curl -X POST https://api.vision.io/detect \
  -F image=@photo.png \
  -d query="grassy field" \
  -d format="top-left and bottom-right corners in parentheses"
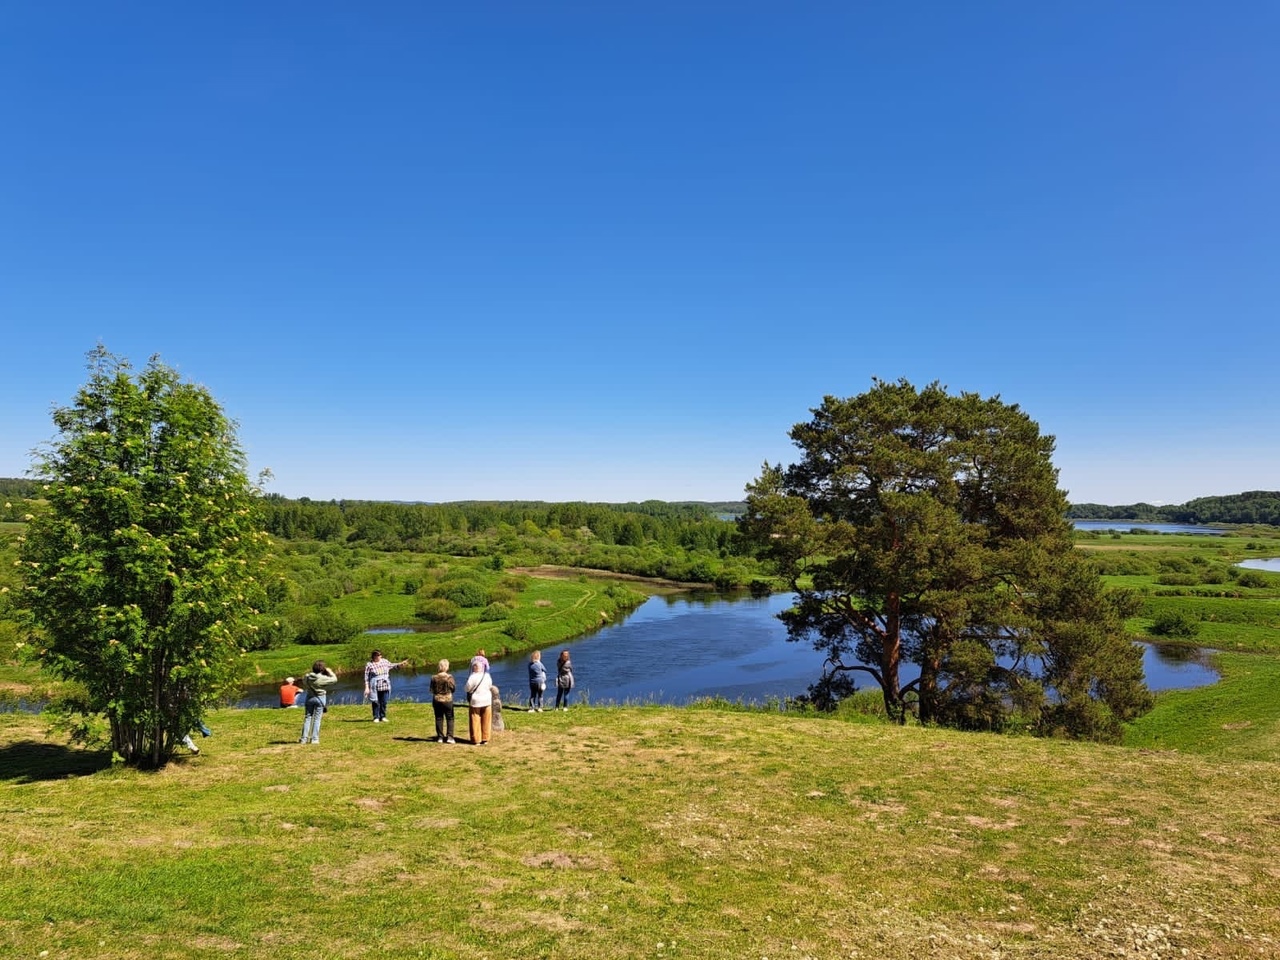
top-left (2, 703), bottom-right (1279, 960)
top-left (240, 571), bottom-right (655, 684)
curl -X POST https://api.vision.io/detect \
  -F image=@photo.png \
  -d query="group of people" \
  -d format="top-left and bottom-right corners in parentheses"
top-left (527, 648), bottom-right (575, 711)
top-left (280, 647), bottom-right (577, 746)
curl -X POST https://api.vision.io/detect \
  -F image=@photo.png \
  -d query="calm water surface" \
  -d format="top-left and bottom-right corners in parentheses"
top-left (1237, 558), bottom-right (1280, 572)
top-left (236, 592), bottom-right (1217, 708)
top-left (1072, 520), bottom-right (1230, 535)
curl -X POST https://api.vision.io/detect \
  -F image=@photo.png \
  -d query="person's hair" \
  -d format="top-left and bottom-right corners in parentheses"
top-left (559, 650), bottom-right (570, 663)
top-left (370, 649), bottom-right (382, 660)
top-left (476, 648), bottom-right (486, 656)
top-left (531, 650), bottom-right (541, 661)
top-left (312, 660), bottom-right (326, 673)
top-left (285, 676), bottom-right (295, 684)
top-left (438, 659), bottom-right (449, 672)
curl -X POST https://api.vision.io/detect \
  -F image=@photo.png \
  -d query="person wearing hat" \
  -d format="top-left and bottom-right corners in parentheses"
top-left (279, 676), bottom-right (303, 708)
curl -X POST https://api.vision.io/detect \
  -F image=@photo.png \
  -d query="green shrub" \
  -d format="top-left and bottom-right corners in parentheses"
top-left (1235, 570), bottom-right (1273, 589)
top-left (502, 616), bottom-right (531, 644)
top-left (479, 602), bottom-right (513, 622)
top-left (441, 579), bottom-right (489, 608)
top-left (297, 608), bottom-right (362, 645)
top-left (1150, 610), bottom-right (1201, 638)
top-left (415, 598), bottom-right (460, 623)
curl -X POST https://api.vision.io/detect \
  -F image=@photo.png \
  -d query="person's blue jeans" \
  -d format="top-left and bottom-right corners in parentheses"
top-left (371, 688), bottom-right (389, 721)
top-left (555, 685), bottom-right (571, 709)
top-left (301, 695), bottom-right (326, 743)
top-left (529, 683), bottom-right (544, 709)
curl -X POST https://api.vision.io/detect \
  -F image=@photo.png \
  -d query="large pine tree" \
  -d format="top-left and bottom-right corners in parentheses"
top-left (741, 379), bottom-right (1152, 741)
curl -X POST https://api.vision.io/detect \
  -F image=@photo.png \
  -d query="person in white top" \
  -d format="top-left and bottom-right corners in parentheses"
top-left (464, 660), bottom-right (494, 745)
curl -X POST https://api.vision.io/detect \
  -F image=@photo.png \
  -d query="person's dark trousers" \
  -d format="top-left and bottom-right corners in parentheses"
top-left (372, 689), bottom-right (389, 721)
top-left (433, 701), bottom-right (454, 740)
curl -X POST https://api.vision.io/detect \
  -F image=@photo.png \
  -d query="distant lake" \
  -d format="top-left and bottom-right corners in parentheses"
top-left (236, 592), bottom-right (1216, 709)
top-left (1237, 558), bottom-right (1280, 572)
top-left (1072, 520), bottom-right (1230, 536)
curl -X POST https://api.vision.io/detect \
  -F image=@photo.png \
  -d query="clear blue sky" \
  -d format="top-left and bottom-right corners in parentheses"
top-left (3, 3), bottom-right (1277, 505)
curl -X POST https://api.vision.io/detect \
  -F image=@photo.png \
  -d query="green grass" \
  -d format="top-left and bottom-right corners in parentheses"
top-left (238, 572), bottom-right (650, 684)
top-left (2, 704), bottom-right (1279, 959)
top-left (1124, 650), bottom-right (1280, 760)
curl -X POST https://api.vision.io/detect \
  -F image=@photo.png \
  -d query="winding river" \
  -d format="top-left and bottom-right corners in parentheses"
top-left (236, 592), bottom-right (1218, 709)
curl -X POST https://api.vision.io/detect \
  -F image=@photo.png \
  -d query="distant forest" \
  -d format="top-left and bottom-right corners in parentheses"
top-left (1066, 490), bottom-right (1280, 527)
top-left (3, 476), bottom-right (1277, 528)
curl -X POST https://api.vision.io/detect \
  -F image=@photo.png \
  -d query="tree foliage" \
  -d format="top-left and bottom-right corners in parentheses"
top-left (740, 379), bottom-right (1152, 741)
top-left (18, 348), bottom-right (269, 767)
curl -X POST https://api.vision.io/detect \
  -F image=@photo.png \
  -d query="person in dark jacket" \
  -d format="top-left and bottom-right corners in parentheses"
top-left (554, 650), bottom-right (574, 711)
top-left (429, 659), bottom-right (457, 743)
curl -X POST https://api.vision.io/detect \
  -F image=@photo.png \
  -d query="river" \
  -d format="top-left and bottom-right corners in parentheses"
top-left (236, 591), bottom-right (1217, 709)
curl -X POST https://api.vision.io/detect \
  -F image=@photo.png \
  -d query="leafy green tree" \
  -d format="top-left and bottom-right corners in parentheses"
top-left (18, 347), bottom-right (270, 767)
top-left (740, 379), bottom-right (1152, 741)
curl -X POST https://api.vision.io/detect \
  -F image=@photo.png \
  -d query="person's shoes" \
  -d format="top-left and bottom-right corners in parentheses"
top-left (298, 738), bottom-right (305, 744)
top-left (190, 746), bottom-right (199, 755)
top-left (445, 737), bottom-right (456, 744)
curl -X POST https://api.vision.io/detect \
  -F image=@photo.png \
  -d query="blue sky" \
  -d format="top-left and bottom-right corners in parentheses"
top-left (3, 3), bottom-right (1277, 505)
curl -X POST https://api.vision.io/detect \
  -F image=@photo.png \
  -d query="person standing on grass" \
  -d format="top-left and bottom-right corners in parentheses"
top-left (528, 650), bottom-right (547, 712)
top-left (465, 660), bottom-right (494, 745)
top-left (363, 649), bottom-right (409, 724)
top-left (300, 660), bottom-right (337, 745)
top-left (471, 648), bottom-right (490, 674)
top-left (555, 649), bottom-right (574, 711)
top-left (430, 659), bottom-right (457, 743)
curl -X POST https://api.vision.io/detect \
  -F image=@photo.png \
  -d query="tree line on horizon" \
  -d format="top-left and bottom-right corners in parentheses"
top-left (8, 477), bottom-right (1279, 528)
top-left (1066, 490), bottom-right (1280, 527)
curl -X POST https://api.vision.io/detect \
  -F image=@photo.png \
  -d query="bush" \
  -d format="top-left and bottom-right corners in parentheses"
top-left (1149, 610), bottom-right (1201, 638)
top-left (415, 598), bottom-right (460, 623)
top-left (297, 608), bottom-right (362, 645)
top-left (440, 579), bottom-right (489, 608)
top-left (502, 616), bottom-right (531, 644)
top-left (1235, 570), bottom-right (1273, 589)
top-left (479, 602), bottom-right (513, 622)
top-left (486, 587), bottom-right (517, 606)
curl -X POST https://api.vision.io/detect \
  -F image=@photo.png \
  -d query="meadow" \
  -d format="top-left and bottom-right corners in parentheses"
top-left (2, 698), bottom-right (1278, 960)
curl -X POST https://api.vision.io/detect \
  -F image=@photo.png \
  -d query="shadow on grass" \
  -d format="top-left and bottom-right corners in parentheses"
top-left (0, 740), bottom-right (113, 783)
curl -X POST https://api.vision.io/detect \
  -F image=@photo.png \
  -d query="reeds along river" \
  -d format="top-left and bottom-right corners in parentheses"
top-left (236, 592), bottom-right (1218, 709)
